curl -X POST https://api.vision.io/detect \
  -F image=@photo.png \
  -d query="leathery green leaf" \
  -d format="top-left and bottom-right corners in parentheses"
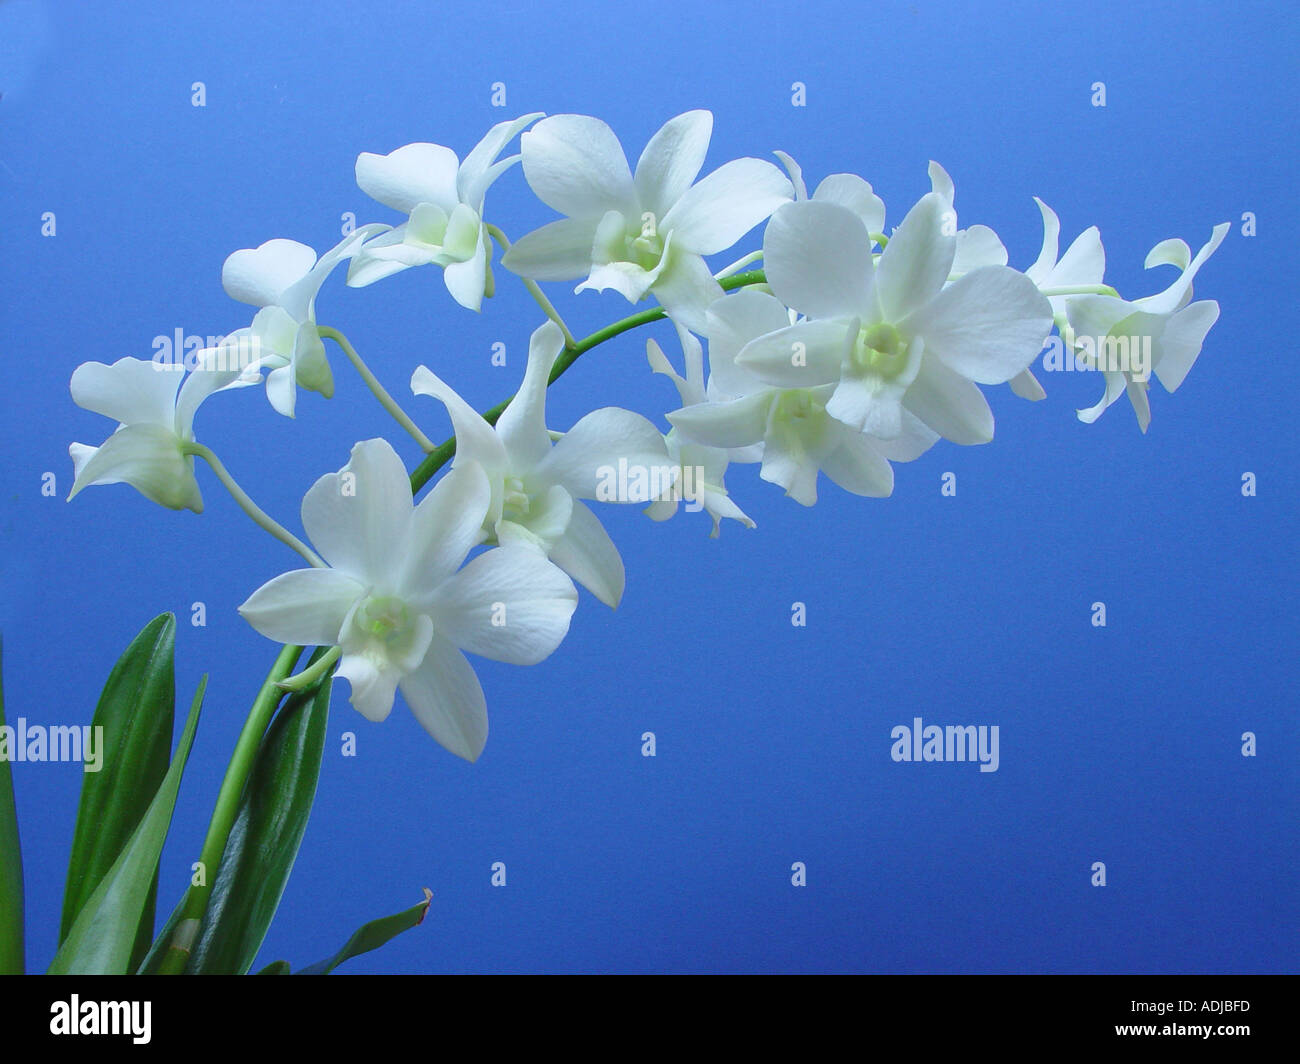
top-left (186, 650), bottom-right (332, 974)
top-left (297, 889), bottom-right (433, 975)
top-left (60, 613), bottom-right (176, 972)
top-left (47, 676), bottom-right (205, 975)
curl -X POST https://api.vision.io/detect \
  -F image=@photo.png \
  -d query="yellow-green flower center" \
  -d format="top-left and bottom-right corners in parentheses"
top-left (850, 322), bottom-right (907, 378)
top-left (356, 596), bottom-right (410, 642)
top-left (623, 231), bottom-right (663, 270)
top-left (773, 389), bottom-right (821, 424)
top-left (502, 475), bottom-right (532, 523)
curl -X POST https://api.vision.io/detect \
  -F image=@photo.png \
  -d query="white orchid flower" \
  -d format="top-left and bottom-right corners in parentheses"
top-left (346, 114), bottom-right (543, 310)
top-left (411, 321), bottom-right (669, 607)
top-left (734, 191), bottom-right (1052, 445)
top-left (238, 438), bottom-right (577, 762)
top-left (502, 110), bottom-right (793, 332)
top-left (667, 289), bottom-right (936, 506)
top-left (644, 324), bottom-right (755, 536)
top-left (221, 226), bottom-right (387, 416)
top-left (925, 161), bottom-right (1012, 278)
top-left (68, 355), bottom-right (246, 512)
top-left (1064, 223), bottom-right (1229, 431)
top-left (1008, 196), bottom-right (1108, 400)
top-left (773, 150), bottom-right (887, 238)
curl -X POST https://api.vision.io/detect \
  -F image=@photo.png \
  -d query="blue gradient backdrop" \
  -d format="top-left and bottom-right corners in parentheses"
top-left (1, 0), bottom-right (1295, 972)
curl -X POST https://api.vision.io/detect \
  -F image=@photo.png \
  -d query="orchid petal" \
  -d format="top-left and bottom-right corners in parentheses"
top-left (457, 112), bottom-right (544, 207)
top-left (821, 426), bottom-right (895, 497)
top-left (237, 568), bottom-right (366, 647)
top-left (1145, 237), bottom-right (1192, 272)
top-left (334, 653), bottom-right (399, 724)
top-left (903, 356), bottom-right (995, 444)
top-left (520, 114), bottom-right (637, 219)
top-left (496, 321), bottom-right (565, 470)
top-left (1025, 198), bottom-right (1061, 285)
top-left (660, 157), bottom-right (792, 255)
top-left (1134, 223), bottom-right (1229, 316)
top-left (1009, 368), bottom-right (1047, 402)
top-left (431, 547), bottom-right (577, 665)
top-left (547, 500), bottom-right (626, 607)
top-left (397, 638), bottom-right (489, 761)
top-left (704, 288), bottom-right (794, 398)
top-left (400, 462), bottom-right (492, 598)
top-left (442, 223), bottom-right (489, 311)
top-left (649, 248), bottom-right (722, 334)
top-left (903, 265), bottom-right (1052, 385)
top-left (734, 319), bottom-right (849, 387)
top-left (222, 239), bottom-right (317, 308)
top-left (356, 142), bottom-right (459, 214)
top-left (501, 217), bottom-right (599, 280)
top-left (71, 357), bottom-right (182, 428)
top-left (763, 199), bottom-right (873, 320)
top-left (1050, 226), bottom-right (1105, 289)
top-left (1150, 300), bottom-right (1221, 393)
top-left (773, 150), bottom-right (808, 201)
top-left (264, 362), bottom-right (297, 418)
top-left (67, 423), bottom-right (200, 512)
top-left (535, 407), bottom-right (670, 500)
top-left (410, 364), bottom-right (509, 476)
top-left (634, 109), bottom-right (712, 220)
top-left (1077, 369), bottom-right (1129, 424)
top-left (953, 225), bottom-right (1008, 273)
top-left (869, 407), bottom-right (940, 462)
top-left (876, 192), bottom-right (956, 322)
top-left (301, 438), bottom-right (413, 584)
top-left (667, 391), bottom-right (773, 449)
top-left (825, 368), bottom-right (910, 439)
top-left (280, 224), bottom-right (390, 321)
top-left (812, 173), bottom-right (885, 235)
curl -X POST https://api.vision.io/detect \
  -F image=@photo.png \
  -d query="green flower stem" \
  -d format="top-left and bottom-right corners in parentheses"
top-left (318, 326), bottom-right (438, 453)
top-left (484, 224), bottom-right (578, 348)
top-left (714, 250), bottom-right (763, 279)
top-left (1039, 284), bottom-right (1120, 297)
top-left (277, 646), bottom-right (342, 692)
top-left (161, 270), bottom-right (771, 969)
top-left (155, 642), bottom-right (304, 974)
top-left (409, 268), bottom-right (768, 494)
top-left (184, 443), bottom-right (325, 568)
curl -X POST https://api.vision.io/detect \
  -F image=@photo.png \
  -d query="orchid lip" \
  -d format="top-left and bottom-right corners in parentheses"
top-left (625, 229), bottom-right (665, 270)
top-left (850, 322), bottom-right (906, 378)
top-left (355, 595), bottom-right (411, 642)
top-left (773, 388), bottom-right (823, 424)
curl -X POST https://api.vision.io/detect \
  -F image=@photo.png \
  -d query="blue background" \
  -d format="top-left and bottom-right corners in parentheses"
top-left (1, 0), bottom-right (1295, 973)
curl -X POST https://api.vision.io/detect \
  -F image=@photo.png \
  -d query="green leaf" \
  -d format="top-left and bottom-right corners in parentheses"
top-left (256, 959), bottom-right (291, 975)
top-left (47, 676), bottom-right (205, 975)
top-left (60, 613), bottom-right (176, 973)
top-left (0, 636), bottom-right (25, 974)
top-left (186, 652), bottom-right (332, 974)
top-left (297, 890), bottom-right (432, 975)
top-left (133, 890), bottom-right (186, 975)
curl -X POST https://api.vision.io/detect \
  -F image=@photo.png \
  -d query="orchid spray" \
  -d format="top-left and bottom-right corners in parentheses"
top-left (21, 109), bottom-right (1227, 975)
